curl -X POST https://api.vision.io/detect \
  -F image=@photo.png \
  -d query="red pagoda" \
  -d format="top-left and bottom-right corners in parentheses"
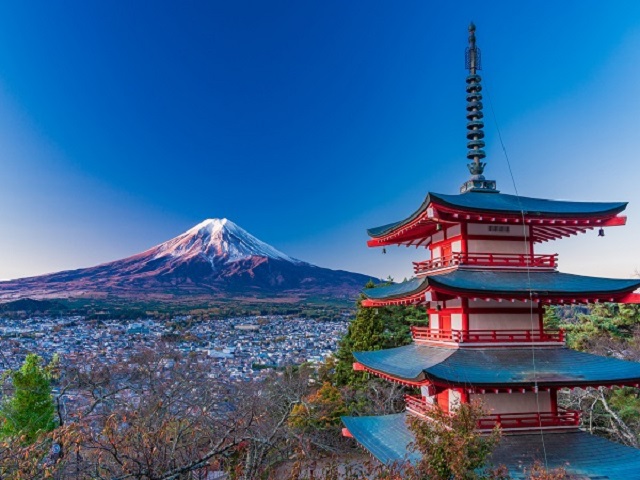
top-left (342, 24), bottom-right (640, 478)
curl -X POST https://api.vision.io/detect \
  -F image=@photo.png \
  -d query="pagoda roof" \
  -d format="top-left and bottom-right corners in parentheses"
top-left (432, 192), bottom-right (626, 218)
top-left (353, 344), bottom-right (640, 388)
top-left (362, 270), bottom-right (640, 305)
top-left (367, 191), bottom-right (627, 246)
top-left (342, 413), bottom-right (640, 478)
top-left (342, 413), bottom-right (420, 465)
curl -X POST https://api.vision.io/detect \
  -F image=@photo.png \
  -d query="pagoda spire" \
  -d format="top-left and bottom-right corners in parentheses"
top-left (461, 22), bottom-right (497, 194)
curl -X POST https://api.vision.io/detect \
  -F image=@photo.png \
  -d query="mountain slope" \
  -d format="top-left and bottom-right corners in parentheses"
top-left (0, 219), bottom-right (374, 302)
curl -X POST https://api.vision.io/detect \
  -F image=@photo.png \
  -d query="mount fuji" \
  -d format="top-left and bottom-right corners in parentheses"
top-left (0, 219), bottom-right (374, 302)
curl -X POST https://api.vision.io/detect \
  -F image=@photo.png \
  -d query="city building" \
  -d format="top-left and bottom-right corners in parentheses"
top-left (342, 24), bottom-right (640, 478)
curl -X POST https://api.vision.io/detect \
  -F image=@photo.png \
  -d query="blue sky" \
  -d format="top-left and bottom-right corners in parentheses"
top-left (0, 1), bottom-right (639, 281)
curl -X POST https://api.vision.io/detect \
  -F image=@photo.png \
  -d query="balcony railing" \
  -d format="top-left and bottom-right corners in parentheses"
top-left (413, 252), bottom-right (558, 274)
top-left (410, 327), bottom-right (565, 344)
top-left (404, 395), bottom-right (580, 431)
top-left (405, 394), bottom-right (438, 419)
top-left (477, 410), bottom-right (581, 430)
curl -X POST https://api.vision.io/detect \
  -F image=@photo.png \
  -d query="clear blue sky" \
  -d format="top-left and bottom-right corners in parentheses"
top-left (1, 1), bottom-right (639, 281)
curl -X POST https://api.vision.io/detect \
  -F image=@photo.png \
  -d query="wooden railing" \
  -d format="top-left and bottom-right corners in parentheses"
top-left (404, 395), bottom-right (580, 431)
top-left (404, 394), bottom-right (437, 418)
top-left (477, 410), bottom-right (581, 430)
top-left (413, 252), bottom-right (558, 274)
top-left (411, 327), bottom-right (565, 344)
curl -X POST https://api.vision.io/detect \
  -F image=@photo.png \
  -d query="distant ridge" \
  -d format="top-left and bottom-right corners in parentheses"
top-left (0, 298), bottom-right (68, 313)
top-left (0, 219), bottom-right (374, 303)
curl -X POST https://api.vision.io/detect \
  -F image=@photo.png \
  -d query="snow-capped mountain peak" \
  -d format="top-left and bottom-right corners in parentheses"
top-left (151, 218), bottom-right (305, 266)
top-left (0, 218), bottom-right (375, 301)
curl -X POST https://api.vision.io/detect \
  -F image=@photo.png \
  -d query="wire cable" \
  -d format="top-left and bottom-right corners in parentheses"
top-left (483, 76), bottom-right (549, 468)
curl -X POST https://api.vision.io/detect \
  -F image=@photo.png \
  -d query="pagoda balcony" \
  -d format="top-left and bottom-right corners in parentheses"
top-left (410, 326), bottom-right (565, 345)
top-left (413, 252), bottom-right (558, 275)
top-left (404, 395), bottom-right (581, 432)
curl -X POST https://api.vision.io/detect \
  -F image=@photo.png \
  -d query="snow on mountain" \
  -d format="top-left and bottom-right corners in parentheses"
top-left (149, 218), bottom-right (305, 267)
top-left (0, 218), bottom-right (374, 302)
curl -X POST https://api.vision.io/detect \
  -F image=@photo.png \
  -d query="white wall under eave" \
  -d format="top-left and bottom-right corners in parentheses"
top-left (422, 387), bottom-right (436, 402)
top-left (445, 298), bottom-right (462, 308)
top-left (469, 313), bottom-right (539, 331)
top-left (451, 313), bottom-right (463, 330)
top-left (469, 299), bottom-right (539, 309)
top-left (449, 389), bottom-right (462, 410)
top-left (432, 231), bottom-right (445, 244)
top-left (467, 239), bottom-right (531, 254)
top-left (467, 223), bottom-right (530, 237)
top-left (470, 391), bottom-right (551, 414)
top-left (447, 224), bottom-right (462, 237)
top-left (430, 313), bottom-right (439, 329)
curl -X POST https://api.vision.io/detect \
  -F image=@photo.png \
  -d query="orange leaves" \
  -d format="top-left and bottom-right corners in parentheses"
top-left (289, 382), bottom-right (347, 432)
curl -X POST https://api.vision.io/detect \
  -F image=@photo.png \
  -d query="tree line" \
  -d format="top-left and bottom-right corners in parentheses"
top-left (1, 284), bottom-right (639, 478)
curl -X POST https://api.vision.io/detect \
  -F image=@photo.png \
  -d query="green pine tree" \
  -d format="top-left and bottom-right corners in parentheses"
top-left (333, 280), bottom-right (427, 387)
top-left (552, 303), bottom-right (640, 350)
top-left (333, 281), bottom-right (385, 386)
top-left (0, 354), bottom-right (57, 443)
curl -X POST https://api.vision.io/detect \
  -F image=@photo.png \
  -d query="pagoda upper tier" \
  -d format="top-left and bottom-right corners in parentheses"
top-left (367, 191), bottom-right (627, 247)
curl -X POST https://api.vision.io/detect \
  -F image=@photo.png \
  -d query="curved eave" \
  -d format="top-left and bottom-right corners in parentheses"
top-left (341, 414), bottom-right (421, 465)
top-left (342, 413), bottom-right (640, 478)
top-left (431, 192), bottom-right (627, 218)
top-left (361, 271), bottom-right (640, 307)
top-left (366, 196), bottom-right (433, 238)
top-left (361, 277), bottom-right (429, 307)
top-left (353, 344), bottom-right (640, 389)
top-left (366, 203), bottom-right (440, 248)
top-left (429, 272), bottom-right (640, 302)
top-left (366, 192), bottom-right (628, 247)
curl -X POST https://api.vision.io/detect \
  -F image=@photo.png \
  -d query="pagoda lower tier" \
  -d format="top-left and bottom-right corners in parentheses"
top-left (352, 343), bottom-right (640, 390)
top-left (341, 413), bottom-right (640, 479)
top-left (361, 269), bottom-right (640, 307)
top-left (349, 343), bottom-right (640, 441)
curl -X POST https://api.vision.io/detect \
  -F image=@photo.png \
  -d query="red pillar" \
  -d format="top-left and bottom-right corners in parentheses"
top-left (462, 298), bottom-right (470, 332)
top-left (538, 308), bottom-right (544, 333)
top-left (461, 222), bottom-right (468, 256)
top-left (459, 388), bottom-right (469, 404)
top-left (437, 389), bottom-right (449, 413)
top-left (550, 388), bottom-right (558, 414)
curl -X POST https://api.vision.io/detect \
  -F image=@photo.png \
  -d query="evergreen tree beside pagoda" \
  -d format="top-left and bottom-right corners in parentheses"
top-left (333, 280), bottom-right (426, 387)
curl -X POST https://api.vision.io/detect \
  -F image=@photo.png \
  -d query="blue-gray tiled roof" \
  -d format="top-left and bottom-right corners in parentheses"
top-left (353, 344), bottom-right (640, 387)
top-left (432, 192), bottom-right (627, 216)
top-left (367, 191), bottom-right (627, 238)
top-left (367, 220), bottom-right (406, 238)
top-left (342, 413), bottom-right (640, 478)
top-left (364, 277), bottom-right (425, 299)
top-left (341, 413), bottom-right (420, 465)
top-left (363, 270), bottom-right (640, 300)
